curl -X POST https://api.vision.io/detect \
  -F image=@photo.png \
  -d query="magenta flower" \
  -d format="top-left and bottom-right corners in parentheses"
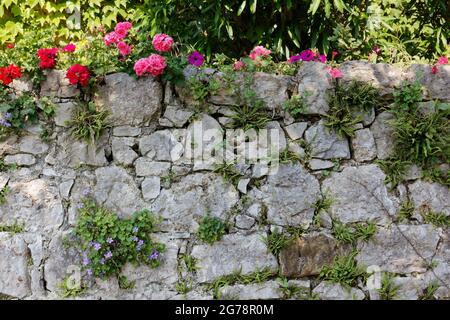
top-left (437, 56), bottom-right (448, 65)
top-left (62, 43), bottom-right (76, 53)
top-left (188, 51), bottom-right (205, 67)
top-left (299, 49), bottom-right (315, 62)
top-left (233, 60), bottom-right (245, 70)
top-left (288, 55), bottom-right (302, 64)
top-left (431, 65), bottom-right (438, 74)
top-left (318, 54), bottom-right (327, 63)
top-left (372, 46), bottom-right (382, 55)
top-left (117, 41), bottom-right (132, 56)
top-left (327, 66), bottom-right (343, 79)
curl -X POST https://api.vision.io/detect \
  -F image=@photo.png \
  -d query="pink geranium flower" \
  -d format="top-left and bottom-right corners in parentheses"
top-left (249, 46), bottom-right (271, 60)
top-left (327, 66), bottom-right (343, 79)
top-left (233, 60), bottom-right (245, 70)
top-left (117, 41), bottom-right (132, 56)
top-left (104, 32), bottom-right (122, 46)
top-left (431, 65), bottom-right (438, 74)
top-left (437, 56), bottom-right (448, 65)
top-left (114, 22), bottom-right (132, 37)
top-left (133, 54), bottom-right (166, 77)
top-left (152, 33), bottom-right (173, 52)
top-left (318, 54), bottom-right (327, 63)
top-left (62, 43), bottom-right (76, 53)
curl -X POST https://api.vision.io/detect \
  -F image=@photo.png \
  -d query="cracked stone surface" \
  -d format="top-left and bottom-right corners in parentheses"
top-left (305, 120), bottom-right (351, 159)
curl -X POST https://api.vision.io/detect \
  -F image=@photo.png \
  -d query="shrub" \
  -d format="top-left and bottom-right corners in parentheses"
top-left (66, 101), bottom-right (110, 143)
top-left (72, 199), bottom-right (166, 279)
top-left (319, 251), bottom-right (367, 287)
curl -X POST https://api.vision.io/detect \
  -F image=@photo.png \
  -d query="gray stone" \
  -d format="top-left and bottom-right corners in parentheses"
top-left (370, 111), bottom-right (395, 160)
top-left (249, 163), bottom-right (321, 227)
top-left (353, 107), bottom-right (376, 126)
top-left (95, 72), bottom-right (162, 126)
top-left (237, 178), bottom-right (250, 194)
top-left (0, 178), bottom-right (64, 234)
top-left (288, 142), bottom-right (306, 158)
top-left (11, 77), bottom-right (33, 93)
top-left (0, 234), bottom-right (30, 298)
top-left (18, 135), bottom-right (49, 155)
top-left (40, 70), bottom-right (80, 98)
top-left (313, 282), bottom-right (365, 300)
top-left (93, 166), bottom-right (146, 217)
top-left (219, 281), bottom-right (281, 300)
top-left (309, 159), bottom-right (334, 170)
top-left (160, 105), bottom-right (193, 128)
top-left (152, 173), bottom-right (239, 232)
top-left (296, 62), bottom-right (331, 114)
top-left (352, 129), bottom-right (377, 162)
top-left (322, 164), bottom-right (398, 224)
top-left (0, 175), bottom-right (9, 189)
top-left (135, 158), bottom-right (171, 177)
top-left (404, 164), bottom-right (422, 181)
top-left (235, 215), bottom-right (255, 230)
top-left (407, 64), bottom-right (450, 101)
top-left (305, 120), bottom-right (351, 159)
top-left (408, 180), bottom-right (450, 215)
top-left (280, 231), bottom-right (351, 277)
top-left (141, 176), bottom-right (161, 201)
top-left (112, 126), bottom-right (141, 137)
top-left (340, 61), bottom-right (407, 98)
top-left (4, 154), bottom-right (36, 166)
top-left (356, 225), bottom-right (441, 273)
top-left (59, 180), bottom-right (74, 199)
top-left (191, 233), bottom-right (278, 283)
top-left (112, 137), bottom-right (138, 166)
top-left (392, 276), bottom-right (427, 300)
top-left (284, 122), bottom-right (308, 141)
top-left (140, 130), bottom-right (184, 161)
top-left (55, 102), bottom-right (76, 127)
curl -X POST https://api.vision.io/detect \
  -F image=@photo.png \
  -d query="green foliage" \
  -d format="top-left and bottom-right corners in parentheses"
top-left (0, 220), bottom-right (24, 233)
top-left (393, 81), bottom-right (423, 112)
top-left (422, 210), bottom-right (450, 228)
top-left (214, 162), bottom-right (242, 186)
top-left (279, 149), bottom-right (303, 164)
top-left (263, 229), bottom-right (293, 257)
top-left (419, 281), bottom-right (439, 300)
top-left (398, 201), bottom-right (415, 222)
top-left (206, 268), bottom-right (275, 299)
top-left (378, 272), bottom-right (400, 300)
top-left (180, 254), bottom-right (199, 273)
top-left (0, 185), bottom-right (9, 204)
top-left (186, 75), bottom-right (220, 107)
top-left (66, 101), bottom-right (110, 143)
top-left (332, 220), bottom-right (377, 243)
top-left (197, 215), bottom-right (228, 245)
top-left (324, 93), bottom-right (361, 138)
top-left (72, 198), bottom-right (166, 279)
top-left (118, 275), bottom-right (135, 290)
top-left (176, 279), bottom-right (193, 295)
top-left (319, 251), bottom-right (367, 287)
top-left (376, 158), bottom-right (410, 189)
top-left (277, 277), bottom-right (315, 300)
top-left (283, 95), bottom-right (307, 119)
top-left (58, 276), bottom-right (86, 298)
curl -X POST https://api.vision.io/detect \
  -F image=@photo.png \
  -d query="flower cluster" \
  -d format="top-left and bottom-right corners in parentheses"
top-left (37, 48), bottom-right (58, 69)
top-left (66, 64), bottom-right (91, 87)
top-left (134, 54), bottom-right (167, 77)
top-left (0, 112), bottom-right (12, 127)
top-left (288, 49), bottom-right (327, 64)
top-left (0, 64), bottom-right (22, 85)
top-left (104, 21), bottom-right (133, 57)
top-left (431, 56), bottom-right (448, 74)
top-left (152, 33), bottom-right (174, 52)
top-left (62, 43), bottom-right (76, 53)
top-left (249, 45), bottom-right (271, 61)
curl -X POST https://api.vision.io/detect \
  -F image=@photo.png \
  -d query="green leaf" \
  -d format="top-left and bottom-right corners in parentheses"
top-left (237, 1), bottom-right (246, 16)
top-left (309, 0), bottom-right (321, 15)
top-left (250, 0), bottom-right (257, 14)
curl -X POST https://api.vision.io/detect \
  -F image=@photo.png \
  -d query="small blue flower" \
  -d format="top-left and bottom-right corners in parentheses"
top-left (86, 269), bottom-right (93, 276)
top-left (136, 240), bottom-right (144, 251)
top-left (106, 237), bottom-right (114, 244)
top-left (4, 112), bottom-right (12, 119)
top-left (93, 242), bottom-right (101, 251)
top-left (133, 236), bottom-right (139, 242)
top-left (76, 203), bottom-right (84, 209)
top-left (149, 250), bottom-right (159, 260)
top-left (82, 188), bottom-right (90, 197)
top-left (100, 258), bottom-right (106, 265)
top-left (104, 251), bottom-right (113, 259)
top-left (132, 227), bottom-right (139, 234)
top-left (82, 256), bottom-right (91, 266)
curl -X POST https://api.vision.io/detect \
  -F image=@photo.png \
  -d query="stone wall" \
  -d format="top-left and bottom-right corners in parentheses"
top-left (0, 61), bottom-right (449, 300)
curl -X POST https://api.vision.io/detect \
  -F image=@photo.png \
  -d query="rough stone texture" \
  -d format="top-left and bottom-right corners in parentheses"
top-left (407, 64), bottom-right (450, 101)
top-left (159, 105), bottom-right (193, 128)
top-left (340, 61), bottom-right (407, 98)
top-left (280, 232), bottom-right (351, 277)
top-left (93, 166), bottom-right (146, 217)
top-left (352, 128), bottom-right (377, 162)
top-left (219, 281), bottom-right (281, 299)
top-left (112, 137), bottom-right (138, 166)
top-left (141, 176), bottom-right (161, 201)
top-left (296, 62), bottom-right (331, 114)
top-left (191, 233), bottom-right (278, 283)
top-left (152, 173), bottom-right (239, 232)
top-left (322, 164), bottom-right (398, 224)
top-left (408, 180), bottom-right (450, 215)
top-left (235, 215), bottom-right (256, 230)
top-left (309, 159), bottom-right (334, 170)
top-left (40, 70), bottom-right (80, 98)
top-left (140, 130), bottom-right (184, 162)
top-left (249, 163), bottom-right (321, 227)
top-left (284, 122), bottom-right (308, 141)
top-left (135, 158), bottom-right (171, 177)
top-left (305, 120), bottom-right (351, 159)
top-left (370, 111), bottom-right (395, 160)
top-left (356, 225), bottom-right (441, 273)
top-left (55, 102), bottom-right (76, 127)
top-left (4, 154), bottom-right (36, 166)
top-left (313, 282), bottom-right (365, 300)
top-left (112, 126), bottom-right (141, 137)
top-left (95, 72), bottom-right (162, 126)
top-left (18, 135), bottom-right (49, 155)
top-left (0, 234), bottom-right (31, 298)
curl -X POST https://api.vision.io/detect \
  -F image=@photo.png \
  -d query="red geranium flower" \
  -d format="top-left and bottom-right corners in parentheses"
top-left (66, 64), bottom-right (90, 87)
top-left (6, 43), bottom-right (14, 49)
top-left (0, 64), bottom-right (22, 85)
top-left (37, 48), bottom-right (58, 69)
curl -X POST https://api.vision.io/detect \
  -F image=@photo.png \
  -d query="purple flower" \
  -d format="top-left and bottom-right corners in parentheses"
top-left (0, 119), bottom-right (11, 127)
top-left (372, 46), bottom-right (381, 55)
top-left (76, 203), bottom-right (84, 209)
top-left (82, 188), bottom-right (90, 197)
top-left (318, 54), bottom-right (327, 63)
top-left (149, 250), bottom-right (159, 260)
top-left (4, 113), bottom-right (12, 119)
top-left (188, 51), bottom-right (205, 67)
top-left (82, 256), bottom-right (91, 266)
top-left (86, 269), bottom-right (93, 276)
top-left (288, 55), bottom-right (302, 64)
top-left (132, 227), bottom-right (139, 234)
top-left (100, 258), bottom-right (106, 265)
top-left (136, 240), bottom-right (144, 251)
top-left (106, 238), bottom-right (114, 244)
top-left (299, 49), bottom-right (315, 62)
top-left (133, 236), bottom-right (139, 242)
top-left (104, 251), bottom-right (113, 259)
top-left (93, 242), bottom-right (101, 251)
